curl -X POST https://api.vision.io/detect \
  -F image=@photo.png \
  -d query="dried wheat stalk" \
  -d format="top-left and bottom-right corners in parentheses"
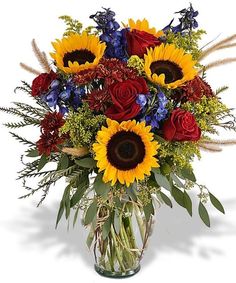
top-left (32, 39), bottom-right (51, 73)
top-left (19, 62), bottom-right (41, 75)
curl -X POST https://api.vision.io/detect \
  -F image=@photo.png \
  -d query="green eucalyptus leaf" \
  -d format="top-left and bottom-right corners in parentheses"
top-left (73, 206), bottom-right (80, 227)
top-left (86, 227), bottom-right (95, 249)
top-left (199, 202), bottom-right (210, 227)
top-left (160, 191), bottom-right (173, 208)
top-left (126, 184), bottom-right (137, 201)
top-left (55, 185), bottom-right (71, 228)
top-left (183, 190), bottom-right (192, 216)
top-left (57, 154), bottom-right (69, 170)
top-left (94, 173), bottom-right (110, 196)
top-left (171, 186), bottom-right (185, 207)
top-left (75, 157), bottom-right (96, 168)
top-left (37, 154), bottom-right (48, 172)
top-left (84, 200), bottom-right (98, 226)
top-left (170, 173), bottom-right (185, 188)
top-left (102, 215), bottom-right (112, 240)
top-left (114, 196), bottom-right (122, 209)
top-left (70, 176), bottom-right (89, 207)
top-left (209, 192), bottom-right (225, 214)
top-left (154, 172), bottom-right (171, 191)
top-left (143, 201), bottom-right (154, 221)
top-left (114, 210), bottom-right (121, 234)
top-left (26, 148), bottom-right (39, 157)
top-left (180, 167), bottom-right (196, 182)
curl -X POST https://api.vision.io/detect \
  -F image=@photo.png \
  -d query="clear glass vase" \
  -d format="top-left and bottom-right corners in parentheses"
top-left (92, 203), bottom-right (154, 278)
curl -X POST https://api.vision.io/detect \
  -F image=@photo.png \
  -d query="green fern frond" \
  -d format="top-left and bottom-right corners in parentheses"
top-left (13, 102), bottom-right (46, 118)
top-left (4, 121), bottom-right (33, 129)
top-left (10, 132), bottom-right (35, 146)
top-left (215, 86), bottom-right (229, 95)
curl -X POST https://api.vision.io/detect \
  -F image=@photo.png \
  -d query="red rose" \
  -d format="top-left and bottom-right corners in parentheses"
top-left (125, 29), bottom-right (161, 58)
top-left (105, 77), bottom-right (149, 122)
top-left (163, 108), bottom-right (201, 141)
top-left (32, 71), bottom-right (57, 97)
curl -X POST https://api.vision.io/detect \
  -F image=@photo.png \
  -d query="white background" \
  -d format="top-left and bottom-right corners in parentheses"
top-left (0, 0), bottom-right (236, 282)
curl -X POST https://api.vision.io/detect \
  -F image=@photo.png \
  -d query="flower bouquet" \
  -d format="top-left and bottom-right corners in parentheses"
top-left (2, 4), bottom-right (236, 278)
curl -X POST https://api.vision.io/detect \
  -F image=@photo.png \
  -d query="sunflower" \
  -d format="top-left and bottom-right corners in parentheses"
top-left (93, 119), bottom-right (160, 187)
top-left (126, 18), bottom-right (164, 38)
top-left (50, 32), bottom-right (106, 74)
top-left (144, 44), bottom-right (197, 89)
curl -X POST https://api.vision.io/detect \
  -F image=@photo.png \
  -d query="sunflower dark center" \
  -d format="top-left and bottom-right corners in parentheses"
top-left (107, 131), bottom-right (145, 170)
top-left (63, 49), bottom-right (96, 67)
top-left (150, 60), bottom-right (183, 84)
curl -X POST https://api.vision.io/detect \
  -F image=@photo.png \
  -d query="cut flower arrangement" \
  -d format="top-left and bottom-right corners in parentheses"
top-left (2, 5), bottom-right (236, 278)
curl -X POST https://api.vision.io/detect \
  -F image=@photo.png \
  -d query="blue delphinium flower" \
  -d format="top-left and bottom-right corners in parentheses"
top-left (137, 92), bottom-right (168, 129)
top-left (163, 4), bottom-right (198, 34)
top-left (43, 78), bottom-right (85, 115)
top-left (90, 8), bottom-right (128, 61)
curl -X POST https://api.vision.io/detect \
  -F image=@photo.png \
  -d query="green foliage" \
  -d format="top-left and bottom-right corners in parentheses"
top-left (94, 173), bottom-right (110, 197)
top-left (209, 192), bottom-right (225, 214)
top-left (75, 157), bottom-right (97, 168)
top-left (60, 103), bottom-right (106, 148)
top-left (59, 15), bottom-right (98, 36)
top-left (127, 55), bottom-right (145, 75)
top-left (182, 96), bottom-right (232, 134)
top-left (198, 201), bottom-right (210, 227)
top-left (166, 29), bottom-right (206, 60)
top-left (152, 168), bottom-right (172, 191)
top-left (59, 15), bottom-right (83, 36)
top-left (158, 139), bottom-right (201, 169)
top-left (143, 201), bottom-right (154, 221)
top-left (84, 200), bottom-right (98, 226)
top-left (159, 191), bottom-right (173, 208)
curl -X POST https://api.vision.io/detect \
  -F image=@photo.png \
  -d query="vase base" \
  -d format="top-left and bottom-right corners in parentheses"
top-left (94, 264), bottom-right (141, 278)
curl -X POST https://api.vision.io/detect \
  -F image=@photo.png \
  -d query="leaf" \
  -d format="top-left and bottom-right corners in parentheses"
top-left (198, 202), bottom-right (210, 227)
top-left (154, 172), bottom-right (171, 191)
top-left (160, 163), bottom-right (172, 175)
top-left (55, 185), bottom-right (71, 228)
top-left (93, 173), bottom-right (110, 196)
top-left (170, 173), bottom-right (185, 188)
top-left (84, 200), bottom-right (97, 226)
top-left (114, 196), bottom-right (122, 209)
top-left (160, 191), bottom-right (173, 208)
top-left (180, 167), bottom-right (196, 182)
top-left (171, 186), bottom-right (185, 207)
top-left (113, 210), bottom-right (121, 234)
top-left (70, 177), bottom-right (89, 207)
top-left (86, 227), bottom-right (95, 249)
top-left (57, 154), bottom-right (69, 170)
top-left (65, 193), bottom-right (71, 219)
top-left (26, 148), bottom-right (39, 157)
top-left (143, 201), bottom-right (154, 221)
top-left (126, 184), bottom-right (137, 201)
top-left (75, 157), bottom-right (96, 168)
top-left (102, 214), bottom-right (112, 240)
top-left (38, 154), bottom-right (48, 172)
top-left (184, 190), bottom-right (192, 216)
top-left (209, 192), bottom-right (225, 214)
top-left (73, 206), bottom-right (80, 227)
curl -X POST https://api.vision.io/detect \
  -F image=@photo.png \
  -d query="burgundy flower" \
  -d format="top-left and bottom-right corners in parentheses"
top-left (36, 132), bottom-right (65, 156)
top-left (181, 76), bottom-right (214, 102)
top-left (31, 71), bottom-right (57, 97)
top-left (86, 88), bottom-right (110, 113)
top-left (125, 29), bottom-right (162, 58)
top-left (163, 108), bottom-right (201, 142)
top-left (74, 58), bottom-right (138, 87)
top-left (105, 77), bottom-right (149, 121)
top-left (40, 112), bottom-right (65, 133)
